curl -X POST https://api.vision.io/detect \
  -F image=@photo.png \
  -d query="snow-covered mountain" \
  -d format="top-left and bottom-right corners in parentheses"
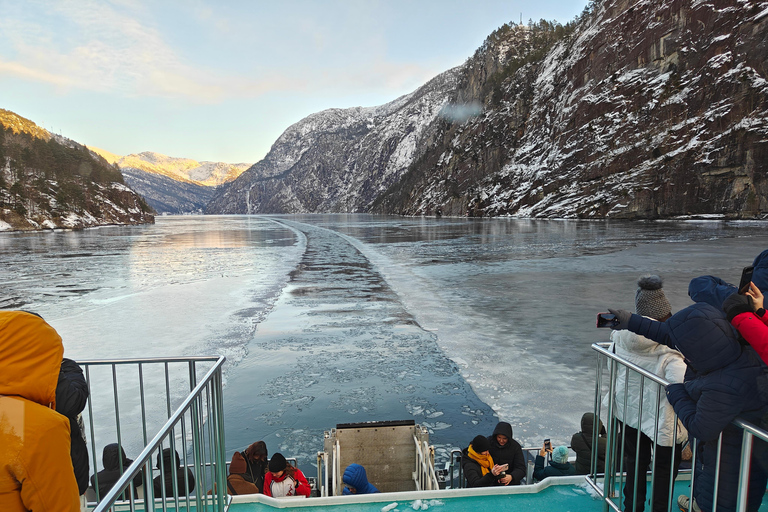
top-left (92, 149), bottom-right (250, 213)
top-left (209, 0), bottom-right (768, 219)
top-left (0, 109), bottom-right (154, 231)
top-left (205, 69), bottom-right (460, 213)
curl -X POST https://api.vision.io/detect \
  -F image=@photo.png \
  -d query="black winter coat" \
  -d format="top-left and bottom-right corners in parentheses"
top-left (487, 422), bottom-right (526, 485)
top-left (91, 444), bottom-right (144, 500)
top-left (461, 447), bottom-right (501, 487)
top-left (153, 449), bottom-right (196, 498)
top-left (629, 303), bottom-right (768, 512)
top-left (56, 358), bottom-right (89, 495)
top-left (570, 412), bottom-right (606, 475)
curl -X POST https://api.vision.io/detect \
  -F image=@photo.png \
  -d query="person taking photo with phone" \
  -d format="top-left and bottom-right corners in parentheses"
top-left (533, 441), bottom-right (575, 481)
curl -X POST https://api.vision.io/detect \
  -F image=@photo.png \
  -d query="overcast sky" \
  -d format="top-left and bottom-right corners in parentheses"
top-left (0, 0), bottom-right (588, 164)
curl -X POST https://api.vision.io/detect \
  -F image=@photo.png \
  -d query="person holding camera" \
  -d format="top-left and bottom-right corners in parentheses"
top-left (461, 435), bottom-right (508, 487)
top-left (604, 276), bottom-right (687, 512)
top-left (486, 422), bottom-right (525, 486)
top-left (533, 441), bottom-right (574, 481)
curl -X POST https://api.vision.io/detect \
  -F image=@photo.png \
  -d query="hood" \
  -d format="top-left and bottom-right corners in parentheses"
top-left (580, 413), bottom-right (604, 436)
top-left (0, 311), bottom-right (64, 408)
top-left (244, 440), bottom-right (268, 461)
top-left (491, 421), bottom-right (514, 442)
top-left (688, 275), bottom-right (736, 309)
top-left (752, 250), bottom-right (768, 292)
top-left (343, 463), bottom-right (375, 492)
top-left (103, 443), bottom-right (132, 471)
top-left (662, 302), bottom-right (741, 373)
top-left (156, 448), bottom-right (181, 470)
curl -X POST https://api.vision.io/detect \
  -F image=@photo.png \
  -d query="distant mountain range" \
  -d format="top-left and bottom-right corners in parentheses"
top-left (90, 149), bottom-right (249, 214)
top-left (207, 0), bottom-right (768, 219)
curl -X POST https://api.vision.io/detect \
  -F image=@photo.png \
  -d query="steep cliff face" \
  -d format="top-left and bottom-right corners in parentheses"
top-left (209, 0), bottom-right (767, 219)
top-left (376, 0), bottom-right (768, 218)
top-left (0, 109), bottom-right (154, 231)
top-left (205, 69), bottom-right (460, 214)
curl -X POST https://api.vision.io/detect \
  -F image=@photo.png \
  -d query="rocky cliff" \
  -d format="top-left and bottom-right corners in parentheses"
top-left (0, 109), bottom-right (154, 231)
top-left (210, 0), bottom-right (768, 219)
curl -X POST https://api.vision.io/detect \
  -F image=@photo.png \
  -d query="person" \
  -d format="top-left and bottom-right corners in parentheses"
top-left (153, 448), bottom-right (195, 498)
top-left (0, 310), bottom-right (80, 511)
top-left (607, 301), bottom-right (768, 512)
top-left (461, 435), bottom-right (507, 487)
top-left (56, 357), bottom-right (90, 501)
top-left (723, 282), bottom-right (768, 363)
top-left (486, 422), bottom-right (525, 485)
top-left (533, 443), bottom-right (575, 481)
top-left (688, 249), bottom-right (768, 308)
top-left (341, 463), bottom-right (379, 495)
top-left (605, 275), bottom-right (687, 512)
top-left (227, 441), bottom-right (268, 495)
top-left (90, 443), bottom-right (144, 501)
top-left (571, 412), bottom-right (607, 475)
top-left (262, 453), bottom-right (311, 498)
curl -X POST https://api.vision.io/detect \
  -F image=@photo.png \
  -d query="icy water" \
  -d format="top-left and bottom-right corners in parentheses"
top-left (3, 215), bottom-right (768, 470)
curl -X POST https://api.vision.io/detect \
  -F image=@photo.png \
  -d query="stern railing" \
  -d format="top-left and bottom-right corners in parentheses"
top-left (79, 356), bottom-right (228, 512)
top-left (590, 342), bottom-right (768, 512)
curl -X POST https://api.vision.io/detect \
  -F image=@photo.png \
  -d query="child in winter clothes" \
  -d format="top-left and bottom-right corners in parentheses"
top-left (605, 276), bottom-right (687, 512)
top-left (533, 444), bottom-right (575, 481)
top-left (342, 464), bottom-right (379, 494)
top-left (607, 302), bottom-right (768, 512)
top-left (263, 453), bottom-right (311, 498)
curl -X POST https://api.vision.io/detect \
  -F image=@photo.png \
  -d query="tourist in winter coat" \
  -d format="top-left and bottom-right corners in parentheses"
top-left (608, 302), bottom-right (768, 512)
top-left (723, 283), bottom-right (768, 364)
top-left (533, 444), bottom-right (575, 481)
top-left (461, 435), bottom-right (508, 487)
top-left (688, 249), bottom-right (768, 308)
top-left (153, 448), bottom-right (195, 498)
top-left (263, 453), bottom-right (311, 498)
top-left (486, 422), bottom-right (526, 485)
top-left (227, 440), bottom-right (268, 495)
top-left (605, 276), bottom-right (687, 512)
top-left (571, 413), bottom-right (607, 475)
top-left (342, 463), bottom-right (379, 494)
top-left (0, 311), bottom-right (80, 512)
top-left (56, 357), bottom-right (90, 497)
top-left (91, 443), bottom-right (144, 501)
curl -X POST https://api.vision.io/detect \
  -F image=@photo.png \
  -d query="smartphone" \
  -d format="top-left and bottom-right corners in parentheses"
top-left (544, 438), bottom-right (551, 450)
top-left (498, 463), bottom-right (509, 471)
top-left (738, 266), bottom-right (754, 295)
top-left (596, 312), bottom-right (619, 328)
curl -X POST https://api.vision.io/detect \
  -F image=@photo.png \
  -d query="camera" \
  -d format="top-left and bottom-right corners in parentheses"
top-left (596, 313), bottom-right (619, 328)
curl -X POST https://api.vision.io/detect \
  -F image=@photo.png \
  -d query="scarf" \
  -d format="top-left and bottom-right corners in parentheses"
top-left (467, 446), bottom-right (494, 476)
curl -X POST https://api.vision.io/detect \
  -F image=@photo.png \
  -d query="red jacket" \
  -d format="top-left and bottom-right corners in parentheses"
top-left (732, 311), bottom-right (768, 364)
top-left (263, 468), bottom-right (310, 498)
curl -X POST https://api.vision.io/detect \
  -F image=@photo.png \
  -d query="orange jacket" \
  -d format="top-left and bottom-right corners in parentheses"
top-left (0, 311), bottom-right (80, 512)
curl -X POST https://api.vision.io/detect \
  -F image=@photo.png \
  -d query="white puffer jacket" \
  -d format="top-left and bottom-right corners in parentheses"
top-left (603, 328), bottom-right (688, 447)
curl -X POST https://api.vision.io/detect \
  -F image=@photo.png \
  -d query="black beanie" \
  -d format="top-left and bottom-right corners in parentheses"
top-left (269, 452), bottom-right (287, 472)
top-left (471, 435), bottom-right (491, 453)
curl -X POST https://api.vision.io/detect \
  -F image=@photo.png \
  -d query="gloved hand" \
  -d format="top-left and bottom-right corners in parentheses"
top-left (722, 292), bottom-right (754, 322)
top-left (607, 308), bottom-right (631, 330)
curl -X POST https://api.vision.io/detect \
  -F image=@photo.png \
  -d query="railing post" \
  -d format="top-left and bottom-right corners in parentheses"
top-left (736, 430), bottom-right (753, 512)
top-left (603, 356), bottom-right (619, 511)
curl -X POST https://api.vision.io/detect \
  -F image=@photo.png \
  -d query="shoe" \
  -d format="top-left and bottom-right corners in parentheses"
top-left (677, 494), bottom-right (701, 512)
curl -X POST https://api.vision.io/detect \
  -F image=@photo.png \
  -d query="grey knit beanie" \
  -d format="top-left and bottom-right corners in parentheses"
top-left (635, 275), bottom-right (671, 320)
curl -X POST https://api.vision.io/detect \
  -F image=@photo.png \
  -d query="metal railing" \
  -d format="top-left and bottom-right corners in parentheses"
top-left (589, 342), bottom-right (768, 512)
top-left (413, 434), bottom-right (439, 491)
top-left (79, 356), bottom-right (228, 512)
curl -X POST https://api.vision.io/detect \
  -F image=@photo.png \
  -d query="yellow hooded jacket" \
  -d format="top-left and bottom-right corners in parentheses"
top-left (0, 311), bottom-right (80, 511)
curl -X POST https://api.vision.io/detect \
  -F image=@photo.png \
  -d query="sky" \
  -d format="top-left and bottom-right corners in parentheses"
top-left (0, 0), bottom-right (589, 164)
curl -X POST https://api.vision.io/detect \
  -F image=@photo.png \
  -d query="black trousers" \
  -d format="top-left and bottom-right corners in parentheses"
top-left (621, 424), bottom-right (683, 512)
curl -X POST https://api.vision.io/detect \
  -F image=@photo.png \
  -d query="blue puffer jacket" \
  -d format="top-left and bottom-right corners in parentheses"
top-left (689, 249), bottom-right (768, 307)
top-left (626, 302), bottom-right (768, 512)
top-left (341, 464), bottom-right (379, 495)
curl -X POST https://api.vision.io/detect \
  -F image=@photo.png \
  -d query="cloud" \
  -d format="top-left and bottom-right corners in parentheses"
top-left (0, 0), bottom-right (446, 105)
